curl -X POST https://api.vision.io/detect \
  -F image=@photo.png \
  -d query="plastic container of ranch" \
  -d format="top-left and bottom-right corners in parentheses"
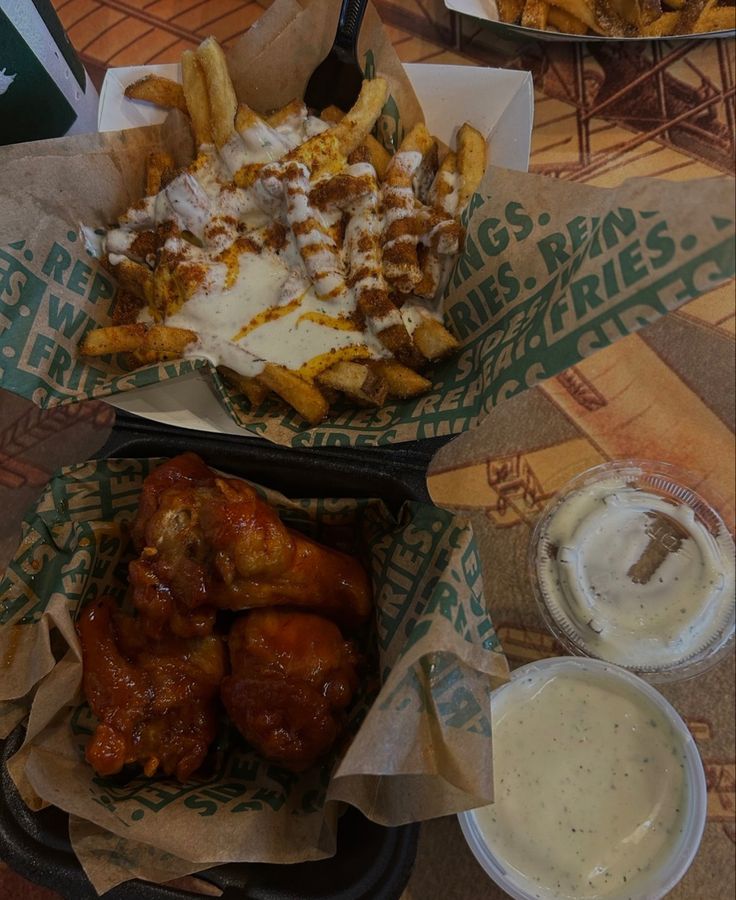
top-left (459, 657), bottom-right (707, 900)
top-left (529, 460), bottom-right (735, 682)
top-left (0, 0), bottom-right (98, 145)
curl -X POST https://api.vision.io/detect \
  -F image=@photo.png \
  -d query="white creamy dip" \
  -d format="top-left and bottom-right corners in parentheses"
top-left (533, 469), bottom-right (735, 671)
top-left (471, 662), bottom-right (701, 900)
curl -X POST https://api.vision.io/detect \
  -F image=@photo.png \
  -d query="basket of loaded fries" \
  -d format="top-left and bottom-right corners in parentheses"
top-left (1, 0), bottom-right (733, 447)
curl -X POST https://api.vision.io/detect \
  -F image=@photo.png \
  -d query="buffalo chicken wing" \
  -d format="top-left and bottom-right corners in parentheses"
top-left (77, 596), bottom-right (225, 780)
top-left (130, 454), bottom-right (371, 636)
top-left (221, 610), bottom-right (360, 771)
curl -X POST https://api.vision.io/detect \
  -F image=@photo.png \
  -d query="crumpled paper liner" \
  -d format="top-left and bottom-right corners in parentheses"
top-left (0, 0), bottom-right (732, 445)
top-left (0, 457), bottom-right (507, 892)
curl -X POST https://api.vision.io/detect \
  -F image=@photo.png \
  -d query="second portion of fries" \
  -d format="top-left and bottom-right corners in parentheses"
top-left (82, 37), bottom-right (488, 426)
top-left (499, 0), bottom-right (734, 35)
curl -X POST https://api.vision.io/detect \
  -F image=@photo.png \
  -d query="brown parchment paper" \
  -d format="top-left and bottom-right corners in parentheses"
top-left (0, 0), bottom-right (732, 446)
top-left (0, 456), bottom-right (507, 892)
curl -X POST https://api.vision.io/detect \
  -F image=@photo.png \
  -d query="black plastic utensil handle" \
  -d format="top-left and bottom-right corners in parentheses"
top-left (334, 0), bottom-right (369, 52)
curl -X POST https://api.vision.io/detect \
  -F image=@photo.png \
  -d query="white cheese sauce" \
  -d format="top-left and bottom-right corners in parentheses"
top-left (535, 473), bottom-right (735, 670)
top-left (476, 667), bottom-right (691, 899)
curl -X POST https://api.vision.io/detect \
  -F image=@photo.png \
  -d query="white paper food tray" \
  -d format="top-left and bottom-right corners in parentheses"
top-left (97, 63), bottom-right (534, 437)
top-left (445, 0), bottom-right (735, 40)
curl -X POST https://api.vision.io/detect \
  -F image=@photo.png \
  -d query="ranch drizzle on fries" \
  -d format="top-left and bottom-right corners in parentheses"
top-left (81, 37), bottom-right (486, 424)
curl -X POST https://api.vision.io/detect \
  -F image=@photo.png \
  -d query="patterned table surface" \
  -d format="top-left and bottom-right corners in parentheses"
top-left (1, 1), bottom-right (733, 898)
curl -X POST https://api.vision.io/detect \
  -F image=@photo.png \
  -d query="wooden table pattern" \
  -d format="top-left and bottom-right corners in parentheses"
top-left (0, 1), bottom-right (733, 897)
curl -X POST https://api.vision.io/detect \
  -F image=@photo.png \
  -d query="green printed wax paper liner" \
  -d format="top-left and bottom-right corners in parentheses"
top-left (0, 457), bottom-right (507, 890)
top-left (0, 0), bottom-right (733, 447)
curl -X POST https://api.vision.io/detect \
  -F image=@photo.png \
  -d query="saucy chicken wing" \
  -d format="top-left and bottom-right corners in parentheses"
top-left (77, 596), bottom-right (225, 781)
top-left (130, 454), bottom-right (371, 637)
top-left (221, 610), bottom-right (360, 771)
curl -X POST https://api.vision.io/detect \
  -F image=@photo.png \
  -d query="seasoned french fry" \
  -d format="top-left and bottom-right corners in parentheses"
top-left (413, 318), bottom-right (460, 361)
top-left (548, 0), bottom-right (599, 30)
top-left (640, 9), bottom-right (680, 31)
top-left (521, 0), bottom-right (551, 28)
top-left (266, 98), bottom-right (306, 127)
top-left (114, 258), bottom-right (153, 303)
top-left (124, 74), bottom-right (188, 113)
top-left (320, 105), bottom-right (344, 124)
top-left (691, 5), bottom-right (735, 30)
top-left (456, 123), bottom-right (486, 212)
top-left (196, 37), bottom-right (238, 148)
top-left (181, 50), bottom-right (211, 146)
top-left (498, 0), bottom-right (526, 20)
top-left (430, 151), bottom-right (458, 217)
top-left (257, 364), bottom-right (329, 425)
top-left (80, 324), bottom-right (147, 356)
top-left (371, 360), bottom-right (432, 398)
top-left (547, 6), bottom-right (590, 31)
top-left (325, 103), bottom-right (392, 179)
top-left (80, 324), bottom-right (196, 362)
top-left (218, 366), bottom-right (270, 406)
top-left (330, 77), bottom-right (389, 157)
top-left (145, 151), bottom-right (175, 196)
top-left (318, 361), bottom-right (388, 407)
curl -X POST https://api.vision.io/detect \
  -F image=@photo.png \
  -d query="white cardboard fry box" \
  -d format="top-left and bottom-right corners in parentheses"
top-left (444, 0), bottom-right (735, 41)
top-left (96, 63), bottom-right (534, 437)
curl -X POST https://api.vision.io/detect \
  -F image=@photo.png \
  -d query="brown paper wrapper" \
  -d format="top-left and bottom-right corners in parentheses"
top-left (0, 456), bottom-right (507, 891)
top-left (0, 0), bottom-right (732, 446)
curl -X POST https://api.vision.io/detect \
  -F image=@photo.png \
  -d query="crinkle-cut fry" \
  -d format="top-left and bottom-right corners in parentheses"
top-left (181, 50), bottom-right (211, 146)
top-left (218, 366), bottom-right (270, 406)
top-left (317, 361), bottom-right (388, 407)
top-left (80, 324), bottom-right (148, 356)
top-left (547, 6), bottom-right (590, 31)
top-left (371, 360), bottom-right (431, 399)
top-left (413, 317), bottom-right (460, 361)
top-left (497, 0), bottom-right (525, 20)
top-left (124, 74), bottom-right (188, 113)
top-left (457, 123), bottom-right (486, 213)
top-left (330, 77), bottom-right (389, 157)
top-left (266, 98), bottom-right (306, 127)
top-left (521, 0), bottom-right (551, 28)
top-left (114, 258), bottom-right (153, 303)
top-left (145, 151), bottom-right (175, 197)
top-left (429, 151), bottom-right (458, 218)
top-left (196, 37), bottom-right (237, 148)
top-left (257, 363), bottom-right (329, 426)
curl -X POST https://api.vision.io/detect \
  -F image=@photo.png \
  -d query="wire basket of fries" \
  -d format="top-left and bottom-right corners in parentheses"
top-left (445, 0), bottom-right (736, 39)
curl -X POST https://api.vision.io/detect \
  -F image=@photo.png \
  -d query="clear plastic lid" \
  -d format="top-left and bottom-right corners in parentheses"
top-left (529, 460), bottom-right (735, 682)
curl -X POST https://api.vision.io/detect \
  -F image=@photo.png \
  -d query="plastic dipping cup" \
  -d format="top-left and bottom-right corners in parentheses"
top-left (458, 657), bottom-right (707, 900)
top-left (528, 460), bottom-right (735, 682)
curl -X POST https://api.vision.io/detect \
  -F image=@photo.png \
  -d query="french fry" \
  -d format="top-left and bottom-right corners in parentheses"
top-left (691, 5), bottom-right (735, 30)
top-left (640, 9), bottom-right (680, 31)
top-left (145, 151), bottom-right (175, 196)
top-left (371, 360), bottom-right (432, 398)
top-left (196, 37), bottom-right (238, 148)
top-left (330, 77), bottom-right (389, 157)
top-left (80, 324), bottom-right (197, 361)
top-left (257, 364), bottom-right (329, 425)
top-left (429, 151), bottom-right (458, 217)
top-left (548, 0), bottom-right (599, 30)
top-left (124, 74), bottom-right (187, 113)
top-left (547, 6), bottom-right (590, 31)
top-left (318, 361), bottom-right (388, 407)
top-left (413, 318), bottom-right (460, 361)
top-left (218, 366), bottom-right (270, 406)
top-left (497, 0), bottom-right (526, 20)
top-left (456, 123), bottom-right (486, 212)
top-left (80, 324), bottom-right (147, 356)
top-left (266, 98), bottom-right (306, 127)
top-left (521, 0), bottom-right (551, 28)
top-left (323, 104), bottom-right (392, 179)
top-left (114, 258), bottom-right (153, 303)
top-left (181, 50), bottom-right (212, 146)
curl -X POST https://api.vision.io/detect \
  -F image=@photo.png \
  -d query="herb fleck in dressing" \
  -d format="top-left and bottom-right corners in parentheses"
top-left (475, 670), bottom-right (689, 899)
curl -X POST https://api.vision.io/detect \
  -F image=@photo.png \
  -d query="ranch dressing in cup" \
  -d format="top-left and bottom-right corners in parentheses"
top-left (459, 658), bottom-right (707, 900)
top-left (529, 461), bottom-right (735, 680)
